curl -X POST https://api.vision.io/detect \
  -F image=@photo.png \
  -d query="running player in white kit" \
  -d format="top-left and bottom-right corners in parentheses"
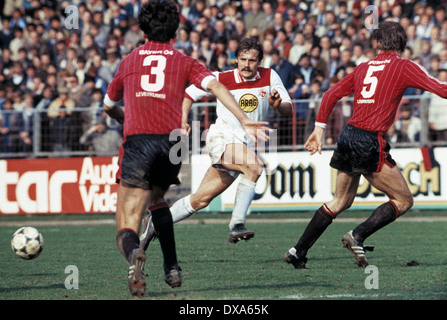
top-left (140, 37), bottom-right (292, 247)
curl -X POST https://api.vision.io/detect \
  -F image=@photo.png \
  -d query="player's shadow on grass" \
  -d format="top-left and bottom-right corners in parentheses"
top-left (260, 255), bottom-right (347, 265)
top-left (0, 283), bottom-right (65, 294)
top-left (171, 280), bottom-right (335, 297)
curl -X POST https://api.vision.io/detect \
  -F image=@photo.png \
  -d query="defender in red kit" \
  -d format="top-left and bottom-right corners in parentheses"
top-left (104, 0), bottom-right (270, 297)
top-left (284, 21), bottom-right (447, 269)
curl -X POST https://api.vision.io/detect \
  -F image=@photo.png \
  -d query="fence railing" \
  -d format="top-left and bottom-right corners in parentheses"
top-left (1, 94), bottom-right (446, 159)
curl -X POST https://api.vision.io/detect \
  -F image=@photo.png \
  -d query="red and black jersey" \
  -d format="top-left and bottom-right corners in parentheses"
top-left (316, 51), bottom-right (447, 134)
top-left (105, 41), bottom-right (214, 137)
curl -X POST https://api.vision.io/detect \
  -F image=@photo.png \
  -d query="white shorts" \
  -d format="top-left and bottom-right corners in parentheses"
top-left (205, 121), bottom-right (254, 179)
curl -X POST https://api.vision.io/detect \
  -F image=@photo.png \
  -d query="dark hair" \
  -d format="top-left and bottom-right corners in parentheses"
top-left (235, 37), bottom-right (264, 62)
top-left (137, 0), bottom-right (180, 43)
top-left (373, 21), bottom-right (407, 53)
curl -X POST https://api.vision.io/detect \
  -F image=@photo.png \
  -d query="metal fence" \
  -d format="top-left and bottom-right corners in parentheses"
top-left (1, 94), bottom-right (446, 159)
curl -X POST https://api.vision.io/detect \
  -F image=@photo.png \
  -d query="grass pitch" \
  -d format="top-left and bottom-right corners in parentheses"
top-left (0, 211), bottom-right (446, 302)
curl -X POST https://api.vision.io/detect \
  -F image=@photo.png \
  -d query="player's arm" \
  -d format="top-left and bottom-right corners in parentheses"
top-left (306, 71), bottom-right (355, 155)
top-left (269, 89), bottom-right (293, 116)
top-left (103, 96), bottom-right (124, 124)
top-left (269, 70), bottom-right (293, 116)
top-left (103, 62), bottom-right (125, 124)
top-left (304, 126), bottom-right (325, 155)
top-left (403, 60), bottom-right (447, 98)
top-left (182, 82), bottom-right (213, 135)
top-left (315, 71), bottom-right (355, 126)
top-left (181, 97), bottom-right (193, 135)
top-left (206, 78), bottom-right (272, 142)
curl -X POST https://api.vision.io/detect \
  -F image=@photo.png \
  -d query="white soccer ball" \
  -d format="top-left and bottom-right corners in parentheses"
top-left (11, 227), bottom-right (44, 260)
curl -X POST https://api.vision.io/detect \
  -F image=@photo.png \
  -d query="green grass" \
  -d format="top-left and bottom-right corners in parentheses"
top-left (0, 213), bottom-right (446, 301)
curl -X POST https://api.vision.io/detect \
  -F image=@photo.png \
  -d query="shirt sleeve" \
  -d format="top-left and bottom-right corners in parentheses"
top-left (188, 58), bottom-right (215, 92)
top-left (104, 61), bottom-right (125, 106)
top-left (316, 71), bottom-right (355, 124)
top-left (402, 60), bottom-right (447, 98)
top-left (270, 69), bottom-right (292, 104)
top-left (185, 71), bottom-right (218, 101)
top-left (185, 84), bottom-right (208, 101)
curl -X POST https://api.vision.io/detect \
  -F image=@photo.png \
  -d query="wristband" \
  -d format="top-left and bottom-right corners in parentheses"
top-left (315, 122), bottom-right (327, 129)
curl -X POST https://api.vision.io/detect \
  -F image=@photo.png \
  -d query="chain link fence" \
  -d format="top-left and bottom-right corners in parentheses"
top-left (1, 94), bottom-right (446, 159)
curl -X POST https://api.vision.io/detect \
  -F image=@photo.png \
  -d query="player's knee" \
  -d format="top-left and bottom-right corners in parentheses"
top-left (243, 161), bottom-right (263, 181)
top-left (405, 195), bottom-right (414, 211)
top-left (327, 198), bottom-right (353, 216)
top-left (396, 195), bottom-right (413, 216)
top-left (190, 195), bottom-right (211, 211)
top-left (334, 203), bottom-right (352, 215)
top-left (342, 202), bottom-right (353, 212)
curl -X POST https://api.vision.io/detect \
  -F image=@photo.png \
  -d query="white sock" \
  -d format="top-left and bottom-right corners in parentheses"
top-left (170, 195), bottom-right (196, 223)
top-left (229, 176), bottom-right (256, 229)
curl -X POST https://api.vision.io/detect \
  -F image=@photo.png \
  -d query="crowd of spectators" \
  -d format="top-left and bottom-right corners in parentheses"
top-left (0, 0), bottom-right (447, 155)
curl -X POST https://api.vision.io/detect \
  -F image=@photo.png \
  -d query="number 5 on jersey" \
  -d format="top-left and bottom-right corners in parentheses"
top-left (361, 65), bottom-right (385, 98)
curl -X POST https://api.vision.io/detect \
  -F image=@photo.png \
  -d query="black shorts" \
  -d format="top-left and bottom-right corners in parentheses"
top-left (119, 134), bottom-right (181, 190)
top-left (330, 124), bottom-right (396, 175)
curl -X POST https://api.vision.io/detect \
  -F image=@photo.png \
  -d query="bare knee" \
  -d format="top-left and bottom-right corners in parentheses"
top-left (189, 194), bottom-right (211, 211)
top-left (326, 197), bottom-right (355, 216)
top-left (393, 195), bottom-right (414, 216)
top-left (240, 161), bottom-right (263, 182)
top-left (329, 203), bottom-right (352, 216)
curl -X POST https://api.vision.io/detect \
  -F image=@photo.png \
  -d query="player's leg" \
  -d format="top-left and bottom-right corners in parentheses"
top-left (116, 181), bottom-right (150, 261)
top-left (221, 143), bottom-right (263, 242)
top-left (341, 164), bottom-right (413, 268)
top-left (148, 185), bottom-right (182, 288)
top-left (177, 166), bottom-right (236, 218)
top-left (285, 171), bottom-right (360, 268)
top-left (140, 166), bottom-right (235, 251)
top-left (115, 180), bottom-right (150, 297)
top-left (351, 164), bottom-right (413, 244)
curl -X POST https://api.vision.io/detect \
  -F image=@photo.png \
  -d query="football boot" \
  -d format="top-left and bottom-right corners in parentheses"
top-left (228, 224), bottom-right (255, 243)
top-left (284, 247), bottom-right (308, 269)
top-left (341, 230), bottom-right (374, 268)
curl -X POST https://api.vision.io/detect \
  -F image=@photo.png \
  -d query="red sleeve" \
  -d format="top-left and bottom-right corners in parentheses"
top-left (402, 60), bottom-right (447, 98)
top-left (184, 92), bottom-right (194, 101)
top-left (316, 71), bottom-right (355, 124)
top-left (106, 60), bottom-right (125, 103)
top-left (187, 58), bottom-right (214, 90)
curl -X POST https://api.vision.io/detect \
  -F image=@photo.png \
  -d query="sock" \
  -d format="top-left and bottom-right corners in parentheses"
top-left (150, 202), bottom-right (178, 267)
top-left (294, 204), bottom-right (334, 257)
top-left (116, 228), bottom-right (140, 263)
top-left (352, 201), bottom-right (398, 243)
top-left (170, 195), bottom-right (196, 223)
top-left (229, 176), bottom-right (256, 229)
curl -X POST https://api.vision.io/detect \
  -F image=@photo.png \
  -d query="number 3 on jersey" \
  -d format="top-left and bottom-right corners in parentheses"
top-left (141, 55), bottom-right (166, 92)
top-left (361, 65), bottom-right (385, 98)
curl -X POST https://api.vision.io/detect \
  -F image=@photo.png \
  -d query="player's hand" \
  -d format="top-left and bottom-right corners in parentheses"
top-left (241, 119), bottom-right (272, 143)
top-left (304, 126), bottom-right (325, 155)
top-left (181, 122), bottom-right (191, 135)
top-left (268, 89), bottom-right (282, 109)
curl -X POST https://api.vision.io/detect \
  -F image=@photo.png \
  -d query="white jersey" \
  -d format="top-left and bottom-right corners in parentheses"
top-left (185, 67), bottom-right (291, 139)
top-left (185, 67), bottom-right (291, 173)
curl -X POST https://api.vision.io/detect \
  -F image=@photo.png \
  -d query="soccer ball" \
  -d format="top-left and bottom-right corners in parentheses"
top-left (11, 227), bottom-right (44, 260)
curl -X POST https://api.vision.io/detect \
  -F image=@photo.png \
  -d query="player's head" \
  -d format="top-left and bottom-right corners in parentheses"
top-left (236, 37), bottom-right (264, 62)
top-left (373, 21), bottom-right (407, 53)
top-left (235, 37), bottom-right (264, 79)
top-left (137, 0), bottom-right (180, 43)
